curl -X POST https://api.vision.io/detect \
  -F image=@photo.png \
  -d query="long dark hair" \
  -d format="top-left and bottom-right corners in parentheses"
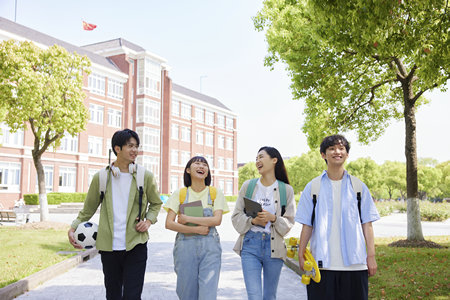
top-left (258, 146), bottom-right (290, 185)
top-left (183, 156), bottom-right (212, 187)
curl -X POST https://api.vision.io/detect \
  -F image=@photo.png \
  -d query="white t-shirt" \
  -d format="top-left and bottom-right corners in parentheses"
top-left (251, 179), bottom-right (277, 234)
top-left (111, 172), bottom-right (133, 251)
top-left (325, 179), bottom-right (367, 271)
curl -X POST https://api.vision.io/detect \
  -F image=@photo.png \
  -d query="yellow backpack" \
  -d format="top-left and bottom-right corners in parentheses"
top-left (179, 186), bottom-right (217, 206)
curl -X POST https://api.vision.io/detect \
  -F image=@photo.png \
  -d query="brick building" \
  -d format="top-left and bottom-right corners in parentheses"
top-left (0, 17), bottom-right (237, 209)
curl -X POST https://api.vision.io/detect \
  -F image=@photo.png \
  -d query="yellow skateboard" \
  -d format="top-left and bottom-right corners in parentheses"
top-left (286, 237), bottom-right (321, 285)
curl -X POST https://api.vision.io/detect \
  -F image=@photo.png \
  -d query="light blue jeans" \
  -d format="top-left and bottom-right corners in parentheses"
top-left (173, 227), bottom-right (222, 300)
top-left (241, 230), bottom-right (284, 300)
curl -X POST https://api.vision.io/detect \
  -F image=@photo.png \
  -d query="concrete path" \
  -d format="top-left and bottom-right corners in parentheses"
top-left (13, 203), bottom-right (450, 299)
top-left (15, 205), bottom-right (306, 300)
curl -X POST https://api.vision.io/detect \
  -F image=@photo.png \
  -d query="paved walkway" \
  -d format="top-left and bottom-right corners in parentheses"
top-left (13, 204), bottom-right (450, 299)
top-left (15, 205), bottom-right (306, 300)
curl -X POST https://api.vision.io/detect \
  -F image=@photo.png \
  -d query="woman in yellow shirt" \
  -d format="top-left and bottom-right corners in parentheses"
top-left (165, 156), bottom-right (229, 300)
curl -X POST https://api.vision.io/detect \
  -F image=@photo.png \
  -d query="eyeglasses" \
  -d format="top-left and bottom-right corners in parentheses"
top-left (125, 143), bottom-right (139, 150)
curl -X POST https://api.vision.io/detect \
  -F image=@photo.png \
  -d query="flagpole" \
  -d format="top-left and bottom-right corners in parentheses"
top-left (14, 0), bottom-right (17, 22)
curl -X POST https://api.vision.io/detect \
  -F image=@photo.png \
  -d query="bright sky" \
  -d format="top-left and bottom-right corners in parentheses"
top-left (1, 0), bottom-right (449, 165)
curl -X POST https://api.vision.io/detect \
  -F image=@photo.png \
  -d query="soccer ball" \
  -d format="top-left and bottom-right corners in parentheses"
top-left (74, 221), bottom-right (98, 249)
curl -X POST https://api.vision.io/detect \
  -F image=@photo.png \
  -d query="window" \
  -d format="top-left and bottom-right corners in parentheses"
top-left (217, 114), bottom-right (225, 128)
top-left (226, 158), bottom-right (233, 171)
top-left (88, 73), bottom-right (106, 95)
top-left (218, 157), bottom-right (225, 170)
top-left (88, 136), bottom-right (103, 156)
top-left (226, 180), bottom-right (233, 195)
top-left (218, 135), bottom-right (225, 149)
top-left (107, 78), bottom-right (124, 99)
top-left (36, 165), bottom-right (53, 192)
top-left (195, 108), bottom-right (204, 123)
top-left (0, 162), bottom-right (21, 192)
top-left (196, 130), bottom-right (204, 145)
top-left (205, 155), bottom-right (214, 169)
top-left (226, 117), bottom-right (234, 130)
top-left (137, 98), bottom-right (160, 125)
top-left (181, 103), bottom-right (191, 120)
top-left (171, 150), bottom-right (179, 166)
top-left (108, 108), bottom-right (122, 128)
top-left (59, 133), bottom-right (78, 153)
top-left (137, 58), bottom-right (161, 98)
top-left (89, 104), bottom-right (104, 124)
top-left (181, 127), bottom-right (191, 142)
top-left (171, 124), bottom-right (179, 140)
top-left (0, 123), bottom-right (24, 146)
top-left (105, 138), bottom-right (112, 157)
top-left (136, 127), bottom-right (160, 153)
top-left (58, 167), bottom-right (76, 193)
top-left (170, 175), bottom-right (179, 193)
top-left (205, 132), bottom-right (214, 147)
top-left (205, 111), bottom-right (214, 125)
top-left (181, 151), bottom-right (191, 166)
top-left (129, 59), bottom-right (135, 75)
top-left (172, 100), bottom-right (180, 116)
top-left (88, 169), bottom-right (100, 187)
top-left (137, 155), bottom-right (160, 185)
top-left (226, 137), bottom-right (233, 150)
top-left (219, 179), bottom-right (225, 191)
top-left (131, 88), bottom-right (134, 104)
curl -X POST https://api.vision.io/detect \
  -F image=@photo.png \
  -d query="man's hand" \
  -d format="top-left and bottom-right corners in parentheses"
top-left (136, 219), bottom-right (152, 232)
top-left (298, 251), bottom-right (306, 271)
top-left (68, 228), bottom-right (83, 249)
top-left (367, 254), bottom-right (377, 276)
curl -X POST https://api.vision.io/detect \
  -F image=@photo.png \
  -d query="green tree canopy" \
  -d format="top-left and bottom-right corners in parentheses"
top-left (238, 162), bottom-right (259, 189)
top-left (0, 40), bottom-right (91, 220)
top-left (255, 0), bottom-right (449, 241)
top-left (381, 161), bottom-right (406, 200)
top-left (436, 161), bottom-right (450, 198)
top-left (285, 150), bottom-right (324, 193)
top-left (346, 157), bottom-right (382, 197)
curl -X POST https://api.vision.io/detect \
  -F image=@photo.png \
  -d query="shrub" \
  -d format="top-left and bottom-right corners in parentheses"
top-left (23, 193), bottom-right (87, 205)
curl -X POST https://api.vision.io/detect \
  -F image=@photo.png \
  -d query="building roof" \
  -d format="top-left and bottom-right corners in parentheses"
top-left (172, 83), bottom-right (232, 112)
top-left (0, 17), bottom-right (121, 72)
top-left (82, 38), bottom-right (146, 53)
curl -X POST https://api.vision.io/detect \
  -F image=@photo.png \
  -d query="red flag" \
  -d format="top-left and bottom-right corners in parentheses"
top-left (82, 21), bottom-right (97, 31)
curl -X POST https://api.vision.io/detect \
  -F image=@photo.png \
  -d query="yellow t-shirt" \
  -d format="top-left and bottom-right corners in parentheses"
top-left (165, 186), bottom-right (230, 214)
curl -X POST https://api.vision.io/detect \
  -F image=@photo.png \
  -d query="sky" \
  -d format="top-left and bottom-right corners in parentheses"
top-left (1, 0), bottom-right (449, 165)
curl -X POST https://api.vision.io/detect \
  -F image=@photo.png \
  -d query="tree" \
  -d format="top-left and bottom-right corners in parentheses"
top-left (285, 150), bottom-right (324, 193)
top-left (436, 161), bottom-right (450, 199)
top-left (346, 157), bottom-right (382, 198)
top-left (381, 161), bottom-right (406, 200)
top-left (417, 165), bottom-right (442, 200)
top-left (0, 40), bottom-right (90, 221)
top-left (255, 0), bottom-right (449, 241)
top-left (238, 162), bottom-right (259, 190)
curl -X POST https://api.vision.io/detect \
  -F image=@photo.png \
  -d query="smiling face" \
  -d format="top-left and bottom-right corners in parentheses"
top-left (256, 150), bottom-right (277, 176)
top-left (186, 159), bottom-right (209, 182)
top-left (321, 142), bottom-right (349, 166)
top-left (115, 137), bottom-right (138, 165)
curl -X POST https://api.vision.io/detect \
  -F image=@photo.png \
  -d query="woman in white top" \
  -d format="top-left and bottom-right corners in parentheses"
top-left (165, 156), bottom-right (229, 300)
top-left (232, 146), bottom-right (296, 300)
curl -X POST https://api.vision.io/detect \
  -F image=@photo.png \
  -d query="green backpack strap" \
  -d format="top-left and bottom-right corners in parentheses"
top-left (278, 180), bottom-right (287, 216)
top-left (245, 178), bottom-right (258, 199)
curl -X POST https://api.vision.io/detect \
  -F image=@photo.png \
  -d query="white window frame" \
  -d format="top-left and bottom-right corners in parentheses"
top-left (108, 108), bottom-right (122, 128)
top-left (171, 124), bottom-right (179, 140)
top-left (137, 58), bottom-right (161, 98)
top-left (171, 150), bottom-right (179, 166)
top-left (88, 136), bottom-right (103, 156)
top-left (137, 98), bottom-right (160, 125)
top-left (195, 107), bottom-right (204, 123)
top-left (181, 103), bottom-right (192, 120)
top-left (0, 123), bottom-right (24, 147)
top-left (181, 151), bottom-right (191, 166)
top-left (59, 133), bottom-right (78, 153)
top-left (181, 126), bottom-right (191, 142)
top-left (170, 175), bottom-right (179, 194)
top-left (205, 132), bottom-right (214, 147)
top-left (58, 167), bottom-right (76, 193)
top-left (205, 111), bottom-right (214, 125)
top-left (218, 157), bottom-right (225, 170)
top-left (136, 126), bottom-right (160, 153)
top-left (226, 158), bottom-right (233, 171)
top-left (0, 162), bottom-right (21, 192)
top-left (226, 180), bottom-right (233, 195)
top-left (107, 78), bottom-right (124, 100)
top-left (88, 73), bottom-right (106, 95)
top-left (89, 104), bottom-right (104, 124)
top-left (226, 117), bottom-right (234, 131)
top-left (137, 155), bottom-right (160, 185)
top-left (196, 130), bottom-right (204, 145)
top-left (217, 114), bottom-right (225, 129)
top-left (226, 137), bottom-right (233, 150)
top-left (172, 100), bottom-right (180, 117)
top-left (218, 135), bottom-right (225, 149)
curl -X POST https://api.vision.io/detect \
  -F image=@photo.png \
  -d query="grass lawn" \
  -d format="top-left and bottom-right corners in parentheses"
top-left (0, 226), bottom-right (82, 288)
top-left (286, 236), bottom-right (449, 299)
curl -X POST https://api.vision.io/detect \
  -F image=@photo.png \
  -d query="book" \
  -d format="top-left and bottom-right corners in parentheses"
top-left (179, 200), bottom-right (203, 227)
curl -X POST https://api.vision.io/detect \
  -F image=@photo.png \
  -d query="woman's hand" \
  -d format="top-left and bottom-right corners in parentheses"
top-left (256, 210), bottom-right (276, 223)
top-left (195, 225), bottom-right (210, 235)
top-left (177, 214), bottom-right (190, 225)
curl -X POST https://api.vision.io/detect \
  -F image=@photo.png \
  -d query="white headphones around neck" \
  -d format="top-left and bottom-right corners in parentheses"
top-left (109, 162), bottom-right (137, 177)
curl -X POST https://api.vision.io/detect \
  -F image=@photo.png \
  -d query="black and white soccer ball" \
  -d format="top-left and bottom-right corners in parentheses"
top-left (74, 221), bottom-right (98, 249)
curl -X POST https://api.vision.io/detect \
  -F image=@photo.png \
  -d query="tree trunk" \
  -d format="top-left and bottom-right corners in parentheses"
top-left (403, 81), bottom-right (424, 241)
top-left (32, 150), bottom-right (49, 221)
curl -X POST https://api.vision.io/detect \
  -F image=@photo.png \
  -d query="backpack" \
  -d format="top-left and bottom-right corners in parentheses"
top-left (99, 164), bottom-right (146, 221)
top-left (245, 178), bottom-right (287, 216)
top-left (309, 174), bottom-right (363, 225)
top-left (179, 186), bottom-right (217, 206)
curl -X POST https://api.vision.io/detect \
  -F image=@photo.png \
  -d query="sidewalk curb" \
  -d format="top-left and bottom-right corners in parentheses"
top-left (0, 248), bottom-right (98, 300)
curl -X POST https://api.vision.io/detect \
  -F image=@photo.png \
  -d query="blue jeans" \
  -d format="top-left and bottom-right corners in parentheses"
top-left (241, 231), bottom-right (284, 300)
top-left (173, 227), bottom-right (222, 300)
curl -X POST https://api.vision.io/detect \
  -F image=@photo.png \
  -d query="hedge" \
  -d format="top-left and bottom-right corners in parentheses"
top-left (24, 192), bottom-right (87, 205)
